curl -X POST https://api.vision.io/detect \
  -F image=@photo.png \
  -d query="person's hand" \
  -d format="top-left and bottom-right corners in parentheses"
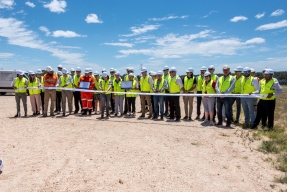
top-left (13, 86), bottom-right (16, 89)
top-left (249, 92), bottom-right (252, 95)
top-left (267, 93), bottom-right (273, 98)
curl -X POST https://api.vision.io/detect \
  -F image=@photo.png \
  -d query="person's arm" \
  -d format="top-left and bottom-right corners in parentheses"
top-left (11, 78), bottom-right (15, 87)
top-left (215, 79), bottom-right (221, 94)
top-left (176, 77), bottom-right (184, 92)
top-left (66, 76), bottom-right (73, 86)
top-left (160, 80), bottom-right (167, 93)
top-left (224, 76), bottom-right (235, 94)
top-left (57, 78), bottom-right (61, 87)
top-left (148, 76), bottom-right (154, 90)
top-left (252, 78), bottom-right (259, 94)
top-left (272, 82), bottom-right (283, 95)
top-left (189, 78), bottom-right (197, 92)
top-left (24, 79), bottom-right (28, 88)
top-left (252, 80), bottom-right (261, 94)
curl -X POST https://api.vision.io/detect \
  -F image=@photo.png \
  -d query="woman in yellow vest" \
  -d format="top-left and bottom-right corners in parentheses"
top-left (231, 66), bottom-right (244, 124)
top-left (93, 71), bottom-right (101, 115)
top-left (36, 69), bottom-right (45, 112)
top-left (196, 66), bottom-right (207, 120)
top-left (113, 71), bottom-right (125, 117)
top-left (13, 71), bottom-right (28, 117)
top-left (99, 72), bottom-right (112, 119)
top-left (152, 71), bottom-right (167, 120)
top-left (28, 71), bottom-right (42, 116)
top-left (126, 73), bottom-right (138, 117)
top-left (201, 72), bottom-right (217, 125)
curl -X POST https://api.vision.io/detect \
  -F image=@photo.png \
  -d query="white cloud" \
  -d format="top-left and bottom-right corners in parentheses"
top-left (103, 42), bottom-right (134, 48)
top-left (0, 0), bottom-right (15, 9)
top-left (52, 30), bottom-right (85, 38)
top-left (0, 52), bottom-right (14, 58)
top-left (134, 35), bottom-right (156, 43)
top-left (122, 24), bottom-right (161, 37)
top-left (148, 15), bottom-right (188, 21)
top-left (255, 12), bottom-right (265, 19)
top-left (202, 11), bottom-right (218, 18)
top-left (25, 1), bottom-right (35, 8)
top-left (39, 26), bottom-right (51, 36)
top-left (230, 16), bottom-right (248, 22)
top-left (43, 0), bottom-right (67, 13)
top-left (271, 9), bottom-right (285, 17)
top-left (195, 25), bottom-right (208, 28)
top-left (244, 37), bottom-right (265, 44)
top-left (85, 14), bottom-right (103, 23)
top-left (119, 39), bottom-right (127, 42)
top-left (256, 20), bottom-right (287, 31)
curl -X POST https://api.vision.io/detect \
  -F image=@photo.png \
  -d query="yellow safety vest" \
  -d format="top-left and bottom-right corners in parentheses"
top-left (153, 79), bottom-right (165, 93)
top-left (94, 79), bottom-right (101, 94)
top-left (168, 76), bottom-right (181, 93)
top-left (140, 76), bottom-right (152, 92)
top-left (74, 75), bottom-right (81, 88)
top-left (202, 80), bottom-right (216, 95)
top-left (260, 78), bottom-right (276, 100)
top-left (218, 75), bottom-right (232, 93)
top-left (126, 80), bottom-right (138, 97)
top-left (197, 75), bottom-right (204, 91)
top-left (113, 79), bottom-right (125, 96)
top-left (28, 78), bottom-right (40, 95)
top-left (233, 75), bottom-right (243, 93)
top-left (60, 75), bottom-right (73, 89)
top-left (211, 74), bottom-right (218, 82)
top-left (14, 77), bottom-right (26, 93)
top-left (241, 76), bottom-right (255, 94)
top-left (102, 80), bottom-right (112, 94)
top-left (184, 76), bottom-right (195, 92)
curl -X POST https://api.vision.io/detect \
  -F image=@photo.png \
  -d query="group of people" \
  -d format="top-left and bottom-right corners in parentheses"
top-left (12, 64), bottom-right (283, 129)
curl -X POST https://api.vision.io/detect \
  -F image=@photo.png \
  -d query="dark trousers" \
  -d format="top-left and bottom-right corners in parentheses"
top-left (40, 91), bottom-right (45, 111)
top-left (169, 95), bottom-right (181, 119)
top-left (164, 90), bottom-right (169, 114)
top-left (217, 97), bottom-right (232, 124)
top-left (196, 91), bottom-right (203, 116)
top-left (124, 94), bottom-right (128, 113)
top-left (55, 91), bottom-right (62, 112)
top-left (230, 97), bottom-right (241, 121)
top-left (127, 97), bottom-right (136, 113)
top-left (110, 96), bottom-right (115, 112)
top-left (73, 91), bottom-right (82, 112)
top-left (254, 99), bottom-right (276, 128)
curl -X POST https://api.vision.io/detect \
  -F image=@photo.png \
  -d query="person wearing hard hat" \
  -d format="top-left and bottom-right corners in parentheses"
top-left (230, 66), bottom-right (244, 124)
top-left (182, 67), bottom-right (197, 120)
top-left (28, 71), bottom-right (41, 116)
top-left (123, 67), bottom-right (137, 114)
top-left (251, 69), bottom-right (283, 130)
top-left (139, 67), bottom-right (154, 118)
top-left (250, 68), bottom-right (260, 82)
top-left (208, 65), bottom-right (218, 121)
top-left (112, 71), bottom-right (125, 117)
top-left (58, 68), bottom-right (74, 116)
top-left (150, 71), bottom-right (158, 115)
top-left (195, 66), bottom-right (207, 120)
top-left (201, 71), bottom-right (217, 125)
top-left (43, 66), bottom-right (58, 117)
top-left (70, 68), bottom-right (75, 78)
top-left (12, 71), bottom-right (28, 117)
top-left (168, 67), bottom-right (183, 121)
top-left (55, 71), bottom-right (63, 114)
top-left (126, 73), bottom-right (138, 117)
top-left (36, 69), bottom-right (45, 111)
top-left (109, 68), bottom-right (116, 114)
top-left (78, 68), bottom-right (95, 115)
top-left (57, 64), bottom-right (63, 72)
top-left (73, 67), bottom-right (82, 114)
top-left (99, 72), bottom-right (112, 119)
top-left (215, 65), bottom-right (235, 127)
top-left (240, 67), bottom-right (260, 128)
top-left (88, 68), bottom-right (93, 77)
top-left (93, 71), bottom-right (102, 114)
top-left (163, 66), bottom-right (170, 116)
top-left (152, 70), bottom-right (167, 120)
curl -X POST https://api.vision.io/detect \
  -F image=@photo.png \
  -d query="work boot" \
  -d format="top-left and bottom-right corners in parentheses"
top-left (81, 110), bottom-right (87, 115)
top-left (62, 113), bottom-right (66, 117)
top-left (183, 116), bottom-right (188, 120)
top-left (24, 112), bottom-right (27, 117)
top-left (189, 116), bottom-right (192, 121)
top-left (195, 115), bottom-right (200, 120)
top-left (88, 109), bottom-right (92, 115)
top-left (14, 113), bottom-right (20, 118)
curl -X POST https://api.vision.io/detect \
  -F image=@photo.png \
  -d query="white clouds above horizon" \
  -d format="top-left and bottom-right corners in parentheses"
top-left (122, 24), bottom-right (161, 37)
top-left (0, 0), bottom-right (15, 9)
top-left (25, 1), bottom-right (35, 8)
top-left (148, 15), bottom-right (188, 21)
top-left (230, 16), bottom-right (248, 22)
top-left (39, 26), bottom-right (51, 36)
top-left (271, 9), bottom-right (285, 16)
top-left (256, 20), bottom-right (287, 31)
top-left (43, 0), bottom-right (67, 13)
top-left (0, 52), bottom-right (14, 58)
top-left (202, 11), bottom-right (218, 18)
top-left (255, 12), bottom-right (265, 19)
top-left (85, 14), bottom-right (103, 23)
top-left (39, 26), bottom-right (85, 38)
top-left (103, 42), bottom-right (134, 48)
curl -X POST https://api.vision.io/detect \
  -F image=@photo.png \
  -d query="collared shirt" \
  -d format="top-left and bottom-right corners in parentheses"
top-left (152, 78), bottom-right (167, 92)
top-left (57, 75), bottom-right (74, 87)
top-left (215, 75), bottom-right (235, 94)
top-left (253, 79), bottom-right (283, 95)
top-left (171, 75), bottom-right (183, 88)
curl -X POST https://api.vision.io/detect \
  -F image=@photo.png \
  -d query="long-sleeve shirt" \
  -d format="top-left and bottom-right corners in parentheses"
top-left (43, 73), bottom-right (58, 87)
top-left (253, 79), bottom-right (283, 95)
top-left (57, 75), bottom-right (73, 87)
top-left (242, 76), bottom-right (260, 93)
top-left (215, 75), bottom-right (235, 94)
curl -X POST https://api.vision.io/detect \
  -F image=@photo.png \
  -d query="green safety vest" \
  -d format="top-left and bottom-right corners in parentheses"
top-left (202, 80), bottom-right (216, 95)
top-left (125, 75), bottom-right (137, 81)
top-left (197, 75), bottom-right (204, 91)
top-left (153, 79), bottom-right (165, 93)
top-left (218, 75), bottom-right (232, 93)
top-left (126, 80), bottom-right (138, 97)
top-left (113, 79), bottom-right (125, 96)
top-left (168, 75), bottom-right (181, 93)
top-left (74, 75), bottom-right (81, 88)
top-left (211, 74), bottom-right (218, 82)
top-left (260, 78), bottom-right (276, 100)
top-left (101, 80), bottom-right (112, 94)
top-left (94, 79), bottom-right (101, 94)
top-left (28, 78), bottom-right (40, 95)
top-left (14, 77), bottom-right (26, 93)
top-left (164, 73), bottom-right (170, 90)
top-left (140, 76), bottom-right (152, 92)
top-left (233, 75), bottom-right (243, 93)
top-left (60, 75), bottom-right (73, 89)
top-left (184, 76), bottom-right (195, 92)
top-left (241, 76), bottom-right (255, 94)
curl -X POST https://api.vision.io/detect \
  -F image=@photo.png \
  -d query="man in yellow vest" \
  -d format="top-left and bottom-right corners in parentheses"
top-left (182, 67), bottom-right (197, 120)
top-left (123, 67), bottom-right (137, 114)
top-left (251, 69), bottom-right (283, 129)
top-left (12, 71), bottom-right (28, 117)
top-left (240, 67), bottom-right (259, 128)
top-left (28, 70), bottom-right (41, 116)
top-left (36, 69), bottom-right (45, 111)
top-left (70, 68), bottom-right (75, 78)
top-left (195, 66), bottom-right (207, 120)
top-left (113, 71), bottom-right (125, 117)
top-left (99, 72), bottom-right (112, 119)
top-left (152, 70), bottom-right (167, 120)
top-left (126, 73), bottom-right (138, 117)
top-left (163, 66), bottom-right (170, 116)
top-left (168, 67), bottom-right (183, 121)
top-left (215, 65), bottom-right (235, 127)
top-left (110, 68), bottom-right (116, 114)
top-left (55, 71), bottom-right (62, 114)
top-left (139, 67), bottom-right (154, 118)
top-left (230, 66), bottom-right (244, 124)
top-left (93, 71), bottom-right (101, 114)
top-left (208, 65), bottom-right (218, 122)
top-left (58, 68), bottom-right (74, 117)
top-left (73, 67), bottom-right (82, 114)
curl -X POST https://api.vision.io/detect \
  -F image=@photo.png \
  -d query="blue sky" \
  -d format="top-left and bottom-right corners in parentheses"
top-left (0, 0), bottom-right (286, 75)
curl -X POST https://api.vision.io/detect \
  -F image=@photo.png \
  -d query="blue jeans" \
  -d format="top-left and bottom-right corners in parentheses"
top-left (241, 98), bottom-right (255, 125)
top-left (217, 97), bottom-right (232, 124)
top-left (153, 95), bottom-right (164, 117)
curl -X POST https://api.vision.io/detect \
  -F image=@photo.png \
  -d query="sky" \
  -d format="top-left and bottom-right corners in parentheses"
top-left (0, 0), bottom-right (287, 75)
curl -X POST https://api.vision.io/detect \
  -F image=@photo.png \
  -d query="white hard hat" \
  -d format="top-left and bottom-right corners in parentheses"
top-left (110, 68), bottom-right (116, 72)
top-left (129, 67), bottom-right (134, 72)
top-left (102, 68), bottom-right (107, 72)
top-left (19, 71), bottom-right (24, 76)
top-left (186, 67), bottom-right (194, 73)
top-left (141, 67), bottom-right (147, 72)
top-left (28, 70), bottom-right (35, 75)
top-left (150, 71), bottom-right (157, 76)
top-left (235, 66), bottom-right (243, 72)
top-left (70, 68), bottom-right (75, 72)
top-left (115, 71), bottom-right (120, 75)
top-left (57, 71), bottom-right (62, 75)
top-left (208, 65), bottom-right (215, 70)
top-left (264, 69), bottom-right (274, 75)
top-left (222, 65), bottom-right (230, 70)
top-left (200, 66), bottom-right (207, 71)
top-left (163, 66), bottom-right (169, 70)
top-left (243, 67), bottom-right (251, 72)
top-left (46, 66), bottom-right (53, 72)
top-left (169, 67), bottom-right (177, 72)
top-left (250, 68), bottom-right (255, 73)
top-left (16, 70), bottom-right (21, 75)
top-left (94, 71), bottom-right (99, 75)
top-left (58, 64), bottom-right (63, 68)
top-left (76, 67), bottom-right (81, 72)
top-left (102, 72), bottom-right (108, 78)
top-left (36, 69), bottom-right (42, 74)
top-left (129, 73), bottom-right (134, 77)
top-left (62, 68), bottom-right (68, 74)
top-left (0, 158), bottom-right (3, 171)
top-left (157, 70), bottom-right (163, 75)
top-left (84, 68), bottom-right (90, 73)
top-left (126, 67), bottom-right (130, 70)
top-left (204, 71), bottom-right (211, 77)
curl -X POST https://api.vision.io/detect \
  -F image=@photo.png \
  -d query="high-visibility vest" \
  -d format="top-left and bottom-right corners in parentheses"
top-left (38, 76), bottom-right (44, 92)
top-left (202, 80), bottom-right (216, 95)
top-left (218, 75), bottom-right (232, 93)
top-left (125, 75), bottom-right (137, 81)
top-left (113, 79), bottom-right (125, 96)
top-left (184, 76), bottom-right (195, 92)
top-left (153, 79), bottom-right (165, 93)
top-left (168, 76), bottom-right (181, 93)
top-left (74, 75), bottom-right (81, 88)
top-left (60, 75), bottom-right (73, 89)
top-left (126, 80), bottom-right (137, 97)
top-left (140, 76), bottom-right (152, 92)
top-left (197, 75), bottom-right (204, 91)
top-left (211, 74), bottom-right (218, 82)
top-left (241, 76), bottom-right (255, 94)
top-left (260, 78), bottom-right (276, 100)
top-left (233, 75), bottom-right (243, 93)
top-left (94, 79), bottom-right (101, 94)
top-left (14, 77), bottom-right (26, 93)
top-left (28, 78), bottom-right (40, 95)
top-left (102, 80), bottom-right (112, 94)
top-left (164, 73), bottom-right (170, 90)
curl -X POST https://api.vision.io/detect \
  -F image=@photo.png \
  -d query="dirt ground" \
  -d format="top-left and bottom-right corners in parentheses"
top-left (0, 95), bottom-right (286, 192)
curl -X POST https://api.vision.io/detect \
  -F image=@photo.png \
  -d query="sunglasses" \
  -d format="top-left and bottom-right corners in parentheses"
top-left (169, 71), bottom-right (175, 73)
top-left (208, 68), bottom-right (214, 70)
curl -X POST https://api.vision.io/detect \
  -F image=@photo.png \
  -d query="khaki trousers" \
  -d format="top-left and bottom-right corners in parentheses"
top-left (140, 94), bottom-right (153, 116)
top-left (183, 95), bottom-right (194, 117)
top-left (44, 89), bottom-right (56, 114)
top-left (62, 90), bottom-right (73, 113)
top-left (30, 94), bottom-right (42, 113)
